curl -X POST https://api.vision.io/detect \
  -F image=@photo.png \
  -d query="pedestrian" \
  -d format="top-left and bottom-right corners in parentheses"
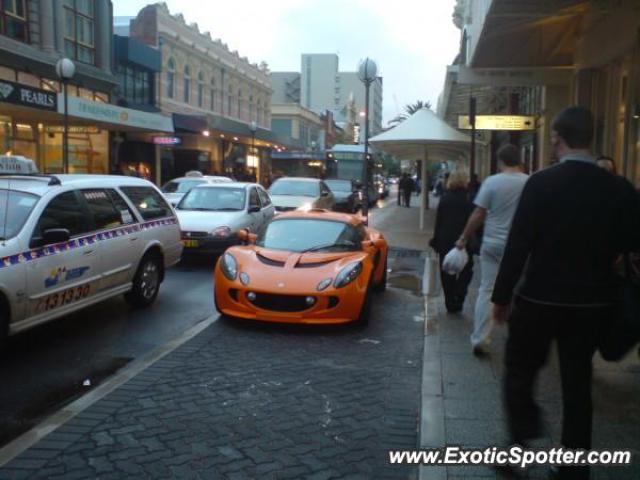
top-left (491, 106), bottom-right (640, 480)
top-left (397, 173), bottom-right (405, 206)
top-left (429, 168), bottom-right (475, 312)
top-left (402, 174), bottom-right (415, 207)
top-left (468, 173), bottom-right (481, 200)
top-left (454, 143), bottom-right (528, 355)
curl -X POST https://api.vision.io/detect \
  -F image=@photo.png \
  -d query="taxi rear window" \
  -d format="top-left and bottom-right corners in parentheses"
top-left (120, 186), bottom-right (172, 221)
top-left (0, 189), bottom-right (39, 240)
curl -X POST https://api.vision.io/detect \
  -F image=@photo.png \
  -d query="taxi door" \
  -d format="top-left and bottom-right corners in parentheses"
top-left (26, 191), bottom-right (101, 321)
top-left (79, 188), bottom-right (141, 292)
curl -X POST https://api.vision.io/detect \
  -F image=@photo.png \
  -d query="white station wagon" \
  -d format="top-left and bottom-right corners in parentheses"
top-left (0, 174), bottom-right (183, 346)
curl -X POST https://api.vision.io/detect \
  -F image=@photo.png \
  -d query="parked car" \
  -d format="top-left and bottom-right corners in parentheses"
top-left (214, 210), bottom-right (388, 325)
top-left (268, 177), bottom-right (335, 212)
top-left (176, 183), bottom-right (275, 255)
top-left (161, 171), bottom-right (233, 207)
top-left (0, 172), bottom-right (182, 346)
top-left (325, 179), bottom-right (362, 213)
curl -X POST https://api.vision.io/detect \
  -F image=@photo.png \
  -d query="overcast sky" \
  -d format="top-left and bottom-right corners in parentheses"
top-left (113, 0), bottom-right (460, 126)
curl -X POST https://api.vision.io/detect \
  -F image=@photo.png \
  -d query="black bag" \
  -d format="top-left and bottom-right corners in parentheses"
top-left (598, 254), bottom-right (640, 361)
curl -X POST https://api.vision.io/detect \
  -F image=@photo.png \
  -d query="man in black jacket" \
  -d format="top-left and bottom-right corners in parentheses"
top-left (492, 106), bottom-right (640, 479)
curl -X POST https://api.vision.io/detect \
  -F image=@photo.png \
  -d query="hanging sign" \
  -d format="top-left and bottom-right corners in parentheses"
top-left (458, 115), bottom-right (535, 131)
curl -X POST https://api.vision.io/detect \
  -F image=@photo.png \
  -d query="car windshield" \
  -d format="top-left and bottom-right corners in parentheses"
top-left (269, 180), bottom-right (319, 197)
top-left (257, 219), bottom-right (360, 252)
top-left (177, 187), bottom-right (246, 211)
top-left (162, 179), bottom-right (205, 194)
top-left (0, 189), bottom-right (39, 240)
top-left (325, 180), bottom-right (352, 193)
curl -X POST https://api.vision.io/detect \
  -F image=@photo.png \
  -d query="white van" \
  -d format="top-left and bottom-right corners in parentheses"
top-left (0, 173), bottom-right (183, 345)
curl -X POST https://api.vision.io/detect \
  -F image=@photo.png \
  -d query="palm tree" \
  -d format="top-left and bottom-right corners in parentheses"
top-left (388, 100), bottom-right (432, 126)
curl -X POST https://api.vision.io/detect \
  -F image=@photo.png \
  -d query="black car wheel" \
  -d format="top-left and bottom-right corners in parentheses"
top-left (125, 253), bottom-right (163, 308)
top-left (373, 256), bottom-right (388, 292)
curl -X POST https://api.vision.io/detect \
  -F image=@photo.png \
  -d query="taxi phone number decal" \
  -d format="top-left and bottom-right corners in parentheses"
top-left (36, 284), bottom-right (91, 313)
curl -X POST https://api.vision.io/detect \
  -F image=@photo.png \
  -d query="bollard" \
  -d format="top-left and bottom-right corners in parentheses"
top-left (424, 249), bottom-right (441, 297)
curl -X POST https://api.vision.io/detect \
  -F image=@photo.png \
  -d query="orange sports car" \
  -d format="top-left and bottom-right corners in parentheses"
top-left (214, 210), bottom-right (388, 325)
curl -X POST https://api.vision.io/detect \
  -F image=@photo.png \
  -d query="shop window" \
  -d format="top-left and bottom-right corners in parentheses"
top-left (184, 65), bottom-right (191, 104)
top-left (166, 58), bottom-right (175, 99)
top-left (1, 0), bottom-right (29, 43)
top-left (64, 0), bottom-right (95, 65)
top-left (197, 71), bottom-right (204, 108)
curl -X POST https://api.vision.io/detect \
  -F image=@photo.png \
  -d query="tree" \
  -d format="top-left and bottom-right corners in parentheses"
top-left (388, 100), bottom-right (432, 126)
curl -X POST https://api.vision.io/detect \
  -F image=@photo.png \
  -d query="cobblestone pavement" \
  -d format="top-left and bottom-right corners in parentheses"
top-left (0, 250), bottom-right (426, 480)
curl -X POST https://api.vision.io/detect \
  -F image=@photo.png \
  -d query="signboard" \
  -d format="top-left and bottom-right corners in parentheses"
top-left (458, 115), bottom-right (535, 131)
top-left (45, 125), bottom-right (100, 134)
top-left (59, 96), bottom-right (174, 132)
top-left (457, 66), bottom-right (572, 87)
top-left (0, 155), bottom-right (38, 173)
top-left (0, 80), bottom-right (57, 111)
top-left (153, 136), bottom-right (182, 146)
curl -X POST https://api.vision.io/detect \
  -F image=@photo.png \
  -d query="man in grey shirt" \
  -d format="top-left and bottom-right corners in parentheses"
top-left (455, 144), bottom-right (528, 355)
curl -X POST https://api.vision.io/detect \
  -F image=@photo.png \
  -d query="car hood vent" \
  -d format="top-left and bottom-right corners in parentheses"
top-left (295, 260), bottom-right (334, 268)
top-left (256, 252), bottom-right (286, 267)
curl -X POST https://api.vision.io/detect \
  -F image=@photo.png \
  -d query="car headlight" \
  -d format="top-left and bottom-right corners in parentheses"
top-left (333, 262), bottom-right (363, 288)
top-left (220, 253), bottom-right (238, 280)
top-left (297, 203), bottom-right (312, 212)
top-left (212, 226), bottom-right (232, 237)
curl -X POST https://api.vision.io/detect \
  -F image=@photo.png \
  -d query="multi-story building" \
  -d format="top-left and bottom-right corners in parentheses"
top-left (272, 53), bottom-right (383, 139)
top-left (0, 1), bottom-right (174, 176)
top-left (128, 3), bottom-right (276, 184)
top-left (440, 0), bottom-right (640, 187)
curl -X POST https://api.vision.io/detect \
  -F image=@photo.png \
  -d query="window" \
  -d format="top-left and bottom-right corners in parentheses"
top-left (64, 0), bottom-right (95, 64)
top-left (249, 188), bottom-right (260, 209)
top-left (184, 65), bottom-right (191, 103)
top-left (34, 191), bottom-right (91, 239)
top-left (119, 187), bottom-right (173, 221)
top-left (81, 189), bottom-right (125, 231)
top-left (238, 89), bottom-right (242, 119)
top-left (197, 71), bottom-right (204, 108)
top-left (228, 84), bottom-right (233, 116)
top-left (107, 190), bottom-right (137, 224)
top-left (1, 0), bottom-right (29, 42)
top-left (166, 58), bottom-right (175, 99)
top-left (249, 95), bottom-right (254, 120)
top-left (257, 187), bottom-right (271, 207)
top-left (210, 77), bottom-right (216, 112)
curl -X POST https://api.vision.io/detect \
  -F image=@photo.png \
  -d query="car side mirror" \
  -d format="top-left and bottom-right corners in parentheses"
top-left (248, 233), bottom-right (258, 244)
top-left (248, 205), bottom-right (260, 213)
top-left (361, 240), bottom-right (373, 249)
top-left (237, 228), bottom-right (249, 242)
top-left (33, 228), bottom-right (70, 247)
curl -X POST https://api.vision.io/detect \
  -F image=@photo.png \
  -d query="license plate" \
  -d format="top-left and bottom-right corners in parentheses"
top-left (182, 239), bottom-right (199, 248)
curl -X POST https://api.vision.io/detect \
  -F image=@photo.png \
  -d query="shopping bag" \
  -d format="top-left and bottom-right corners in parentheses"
top-left (442, 247), bottom-right (469, 276)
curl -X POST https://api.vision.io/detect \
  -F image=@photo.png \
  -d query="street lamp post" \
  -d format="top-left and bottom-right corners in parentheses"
top-left (56, 58), bottom-right (76, 174)
top-left (357, 58), bottom-right (378, 224)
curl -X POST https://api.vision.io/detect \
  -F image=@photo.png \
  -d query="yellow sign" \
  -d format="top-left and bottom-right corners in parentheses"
top-left (458, 115), bottom-right (535, 131)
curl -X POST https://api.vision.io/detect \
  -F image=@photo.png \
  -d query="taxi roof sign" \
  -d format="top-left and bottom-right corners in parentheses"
top-left (0, 155), bottom-right (38, 174)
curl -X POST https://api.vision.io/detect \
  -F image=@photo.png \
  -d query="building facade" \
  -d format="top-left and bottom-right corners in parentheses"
top-left (273, 53), bottom-right (383, 139)
top-left (440, 0), bottom-right (640, 187)
top-left (128, 2), bottom-right (276, 184)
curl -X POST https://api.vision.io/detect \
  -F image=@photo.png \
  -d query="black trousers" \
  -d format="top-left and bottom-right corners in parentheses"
top-left (504, 298), bottom-right (610, 480)
top-left (439, 255), bottom-right (473, 311)
top-left (403, 190), bottom-right (412, 207)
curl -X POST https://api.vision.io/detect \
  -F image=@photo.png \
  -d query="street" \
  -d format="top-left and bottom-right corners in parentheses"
top-left (0, 194), bottom-right (406, 451)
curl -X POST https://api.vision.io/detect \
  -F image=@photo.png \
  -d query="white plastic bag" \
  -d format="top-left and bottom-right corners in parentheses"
top-left (442, 247), bottom-right (469, 275)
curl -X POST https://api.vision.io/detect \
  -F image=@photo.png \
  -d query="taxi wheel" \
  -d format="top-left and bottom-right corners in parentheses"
top-left (373, 257), bottom-right (388, 292)
top-left (125, 254), bottom-right (162, 308)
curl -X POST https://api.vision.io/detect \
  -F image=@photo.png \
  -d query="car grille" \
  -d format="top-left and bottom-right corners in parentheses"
top-left (275, 206), bottom-right (296, 212)
top-left (181, 231), bottom-right (209, 238)
top-left (247, 293), bottom-right (313, 312)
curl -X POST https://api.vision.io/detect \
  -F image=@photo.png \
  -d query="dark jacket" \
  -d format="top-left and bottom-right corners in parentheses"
top-left (430, 188), bottom-right (474, 256)
top-left (492, 160), bottom-right (640, 306)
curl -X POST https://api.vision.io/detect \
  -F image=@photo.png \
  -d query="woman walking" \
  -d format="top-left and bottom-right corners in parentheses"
top-left (429, 168), bottom-right (475, 312)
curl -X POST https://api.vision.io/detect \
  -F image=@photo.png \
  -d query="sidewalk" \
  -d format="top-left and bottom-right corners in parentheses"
top-left (421, 232), bottom-right (640, 478)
